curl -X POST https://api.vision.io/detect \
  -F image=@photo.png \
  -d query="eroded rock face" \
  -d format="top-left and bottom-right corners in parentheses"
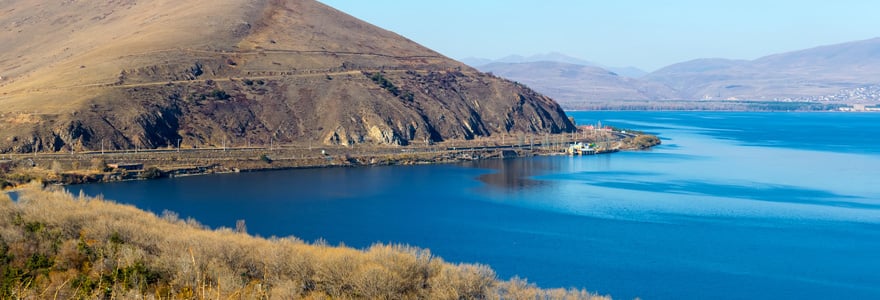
top-left (0, 0), bottom-right (574, 153)
top-left (0, 73), bottom-right (573, 152)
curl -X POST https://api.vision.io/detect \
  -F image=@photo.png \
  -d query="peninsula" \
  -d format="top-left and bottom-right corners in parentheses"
top-left (0, 127), bottom-right (660, 187)
top-left (0, 0), bottom-right (660, 187)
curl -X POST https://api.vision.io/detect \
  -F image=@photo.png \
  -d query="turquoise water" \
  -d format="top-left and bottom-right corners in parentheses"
top-left (72, 112), bottom-right (880, 299)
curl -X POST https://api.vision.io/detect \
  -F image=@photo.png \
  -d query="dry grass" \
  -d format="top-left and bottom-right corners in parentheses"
top-left (0, 184), bottom-right (608, 299)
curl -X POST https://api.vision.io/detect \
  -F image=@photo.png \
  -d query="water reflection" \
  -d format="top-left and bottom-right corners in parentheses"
top-left (465, 157), bottom-right (563, 191)
top-left (463, 154), bottom-right (622, 192)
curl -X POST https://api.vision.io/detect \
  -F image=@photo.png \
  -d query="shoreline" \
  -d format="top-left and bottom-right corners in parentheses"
top-left (1, 132), bottom-right (659, 188)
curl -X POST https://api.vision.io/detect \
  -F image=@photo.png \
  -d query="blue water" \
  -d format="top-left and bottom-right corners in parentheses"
top-left (71, 112), bottom-right (880, 299)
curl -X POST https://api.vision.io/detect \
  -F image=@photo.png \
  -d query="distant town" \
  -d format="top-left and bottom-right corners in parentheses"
top-left (761, 84), bottom-right (880, 111)
top-left (783, 84), bottom-right (880, 108)
top-left (838, 103), bottom-right (880, 112)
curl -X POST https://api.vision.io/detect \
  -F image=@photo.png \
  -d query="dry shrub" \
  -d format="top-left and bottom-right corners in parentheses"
top-left (496, 276), bottom-right (609, 300)
top-left (0, 185), bottom-right (609, 299)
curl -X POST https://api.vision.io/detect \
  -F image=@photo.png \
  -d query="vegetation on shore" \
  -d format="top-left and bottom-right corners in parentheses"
top-left (0, 185), bottom-right (608, 299)
top-left (624, 135), bottom-right (662, 150)
top-left (0, 130), bottom-right (661, 189)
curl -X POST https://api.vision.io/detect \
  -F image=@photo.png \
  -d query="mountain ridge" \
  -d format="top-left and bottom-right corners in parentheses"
top-left (461, 53), bottom-right (648, 78)
top-left (476, 61), bottom-right (677, 108)
top-left (472, 37), bottom-right (880, 108)
top-left (0, 0), bottom-right (574, 153)
top-left (645, 37), bottom-right (880, 101)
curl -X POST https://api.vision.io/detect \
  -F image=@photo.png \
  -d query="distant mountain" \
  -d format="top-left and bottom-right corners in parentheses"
top-left (459, 57), bottom-right (495, 67)
top-left (606, 66), bottom-right (650, 79)
top-left (475, 38), bottom-right (880, 106)
top-left (644, 37), bottom-right (880, 101)
top-left (477, 61), bottom-right (678, 108)
top-left (498, 53), bottom-right (595, 66)
top-left (462, 53), bottom-right (648, 78)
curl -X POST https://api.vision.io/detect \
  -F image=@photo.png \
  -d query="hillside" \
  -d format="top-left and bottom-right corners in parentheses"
top-left (644, 37), bottom-right (880, 101)
top-left (0, 186), bottom-right (607, 299)
top-left (0, 0), bottom-right (573, 153)
top-left (476, 61), bottom-right (678, 109)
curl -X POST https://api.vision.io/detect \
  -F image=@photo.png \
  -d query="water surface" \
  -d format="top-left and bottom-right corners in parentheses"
top-left (73, 112), bottom-right (880, 299)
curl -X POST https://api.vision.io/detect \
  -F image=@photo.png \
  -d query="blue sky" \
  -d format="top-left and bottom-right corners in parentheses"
top-left (318, 0), bottom-right (880, 71)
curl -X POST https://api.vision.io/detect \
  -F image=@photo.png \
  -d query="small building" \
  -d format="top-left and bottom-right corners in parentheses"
top-left (107, 163), bottom-right (144, 171)
top-left (568, 142), bottom-right (596, 155)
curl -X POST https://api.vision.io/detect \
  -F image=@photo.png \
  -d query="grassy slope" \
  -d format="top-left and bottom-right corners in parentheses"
top-left (0, 186), bottom-right (608, 299)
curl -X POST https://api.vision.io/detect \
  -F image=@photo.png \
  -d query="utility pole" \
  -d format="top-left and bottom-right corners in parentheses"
top-left (177, 139), bottom-right (181, 153)
top-left (101, 139), bottom-right (105, 155)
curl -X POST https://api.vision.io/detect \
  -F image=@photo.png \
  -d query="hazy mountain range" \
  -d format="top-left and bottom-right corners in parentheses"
top-left (461, 53), bottom-right (648, 78)
top-left (469, 38), bottom-right (880, 109)
top-left (477, 61), bottom-right (677, 103)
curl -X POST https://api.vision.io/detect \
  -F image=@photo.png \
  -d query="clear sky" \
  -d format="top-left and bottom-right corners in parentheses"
top-left (317, 0), bottom-right (880, 72)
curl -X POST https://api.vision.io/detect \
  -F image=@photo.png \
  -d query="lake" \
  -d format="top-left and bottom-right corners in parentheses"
top-left (71, 111), bottom-right (880, 299)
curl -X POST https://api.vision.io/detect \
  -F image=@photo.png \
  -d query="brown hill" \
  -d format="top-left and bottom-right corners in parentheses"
top-left (0, 0), bottom-right (573, 153)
